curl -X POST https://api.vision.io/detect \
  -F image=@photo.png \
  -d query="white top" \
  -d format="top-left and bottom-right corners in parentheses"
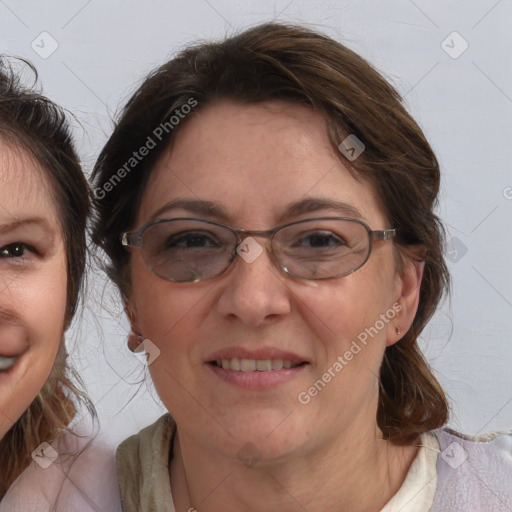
top-left (381, 432), bottom-right (440, 511)
top-left (0, 429), bottom-right (122, 512)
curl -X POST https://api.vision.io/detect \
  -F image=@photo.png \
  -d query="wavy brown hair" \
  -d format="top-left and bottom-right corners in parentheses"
top-left (91, 22), bottom-right (450, 444)
top-left (0, 57), bottom-right (91, 497)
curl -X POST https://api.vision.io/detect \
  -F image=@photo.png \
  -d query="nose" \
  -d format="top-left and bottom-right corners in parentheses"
top-left (215, 237), bottom-right (292, 327)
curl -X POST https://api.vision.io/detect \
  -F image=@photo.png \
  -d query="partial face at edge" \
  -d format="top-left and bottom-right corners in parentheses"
top-left (0, 143), bottom-right (68, 439)
top-left (126, 100), bottom-right (422, 460)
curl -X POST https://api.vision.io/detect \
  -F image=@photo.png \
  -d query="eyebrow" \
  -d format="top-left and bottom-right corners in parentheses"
top-left (150, 197), bottom-right (364, 224)
top-left (0, 217), bottom-right (54, 235)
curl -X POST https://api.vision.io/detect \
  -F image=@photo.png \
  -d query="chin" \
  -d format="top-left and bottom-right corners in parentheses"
top-left (215, 411), bottom-right (308, 459)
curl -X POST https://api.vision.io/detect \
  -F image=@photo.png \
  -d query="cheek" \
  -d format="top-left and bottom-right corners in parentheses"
top-left (130, 258), bottom-right (198, 355)
top-left (132, 285), bottom-right (202, 416)
top-left (307, 276), bottom-right (394, 340)
top-left (295, 257), bottom-right (398, 381)
top-left (25, 258), bottom-right (68, 344)
top-left (135, 284), bottom-right (200, 357)
top-left (0, 258), bottom-right (67, 437)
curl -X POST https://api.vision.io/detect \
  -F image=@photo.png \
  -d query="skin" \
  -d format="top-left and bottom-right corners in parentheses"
top-left (127, 100), bottom-right (424, 512)
top-left (0, 143), bottom-right (67, 439)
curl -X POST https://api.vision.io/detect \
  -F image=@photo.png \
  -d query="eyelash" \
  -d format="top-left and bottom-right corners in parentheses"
top-left (0, 242), bottom-right (38, 262)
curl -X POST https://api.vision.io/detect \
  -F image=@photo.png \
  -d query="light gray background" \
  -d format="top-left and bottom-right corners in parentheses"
top-left (1, 0), bottom-right (511, 445)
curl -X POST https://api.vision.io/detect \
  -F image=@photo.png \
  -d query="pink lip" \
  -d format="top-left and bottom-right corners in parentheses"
top-left (204, 346), bottom-right (310, 390)
top-left (205, 347), bottom-right (308, 365)
top-left (207, 363), bottom-right (308, 389)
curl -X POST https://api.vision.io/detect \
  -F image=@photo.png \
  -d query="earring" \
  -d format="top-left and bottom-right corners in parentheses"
top-left (395, 325), bottom-right (402, 337)
top-left (127, 332), bottom-right (144, 352)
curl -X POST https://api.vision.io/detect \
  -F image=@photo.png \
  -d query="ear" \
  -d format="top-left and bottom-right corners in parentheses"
top-left (124, 297), bottom-right (143, 351)
top-left (386, 250), bottom-right (425, 347)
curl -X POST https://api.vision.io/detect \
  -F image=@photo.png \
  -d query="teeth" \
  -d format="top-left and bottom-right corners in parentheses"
top-left (241, 359), bottom-right (256, 371)
top-left (0, 356), bottom-right (17, 372)
top-left (272, 359), bottom-right (283, 370)
top-left (216, 358), bottom-right (300, 371)
top-left (256, 360), bottom-right (271, 371)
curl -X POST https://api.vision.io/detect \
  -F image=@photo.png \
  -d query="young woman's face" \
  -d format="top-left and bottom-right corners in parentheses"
top-left (0, 144), bottom-right (67, 439)
top-left (128, 100), bottom-right (422, 461)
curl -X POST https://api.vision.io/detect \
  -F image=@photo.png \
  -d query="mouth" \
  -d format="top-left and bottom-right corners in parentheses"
top-left (209, 358), bottom-right (307, 371)
top-left (205, 349), bottom-right (310, 389)
top-left (0, 356), bottom-right (18, 372)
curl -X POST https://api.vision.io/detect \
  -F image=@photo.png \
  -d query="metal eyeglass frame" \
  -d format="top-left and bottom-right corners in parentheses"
top-left (121, 217), bottom-right (397, 282)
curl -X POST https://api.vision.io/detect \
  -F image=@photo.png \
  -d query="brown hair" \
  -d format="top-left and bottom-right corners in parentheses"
top-left (0, 57), bottom-right (92, 496)
top-left (92, 22), bottom-right (450, 444)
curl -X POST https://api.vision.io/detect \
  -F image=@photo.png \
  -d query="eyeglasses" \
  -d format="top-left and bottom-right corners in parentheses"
top-left (121, 217), bottom-right (396, 283)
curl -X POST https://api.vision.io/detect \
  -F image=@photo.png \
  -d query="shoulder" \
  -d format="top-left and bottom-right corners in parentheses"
top-left (117, 413), bottom-right (175, 465)
top-left (116, 414), bottom-right (175, 512)
top-left (430, 427), bottom-right (512, 511)
top-left (1, 429), bottom-right (122, 512)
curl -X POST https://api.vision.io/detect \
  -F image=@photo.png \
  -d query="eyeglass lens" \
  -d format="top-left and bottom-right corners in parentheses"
top-left (140, 219), bottom-right (371, 282)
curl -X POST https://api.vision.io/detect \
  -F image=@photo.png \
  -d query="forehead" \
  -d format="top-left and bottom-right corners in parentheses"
top-left (140, 100), bottom-right (386, 226)
top-left (0, 141), bottom-right (60, 225)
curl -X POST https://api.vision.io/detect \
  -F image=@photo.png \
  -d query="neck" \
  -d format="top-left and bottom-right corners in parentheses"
top-left (170, 423), bottom-right (419, 512)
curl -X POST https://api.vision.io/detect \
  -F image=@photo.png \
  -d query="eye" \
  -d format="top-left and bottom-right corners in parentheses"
top-left (166, 231), bottom-right (223, 249)
top-left (0, 242), bottom-right (29, 258)
top-left (293, 231), bottom-right (347, 249)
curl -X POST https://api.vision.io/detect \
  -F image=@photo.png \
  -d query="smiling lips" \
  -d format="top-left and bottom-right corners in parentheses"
top-left (0, 356), bottom-right (17, 372)
top-left (213, 358), bottom-right (303, 371)
top-left (206, 349), bottom-right (309, 389)
top-left (207, 353), bottom-right (308, 389)
top-left (207, 348), bottom-right (307, 371)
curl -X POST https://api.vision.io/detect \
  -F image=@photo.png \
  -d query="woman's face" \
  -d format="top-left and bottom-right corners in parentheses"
top-left (0, 144), bottom-right (67, 439)
top-left (128, 100), bottom-right (422, 460)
